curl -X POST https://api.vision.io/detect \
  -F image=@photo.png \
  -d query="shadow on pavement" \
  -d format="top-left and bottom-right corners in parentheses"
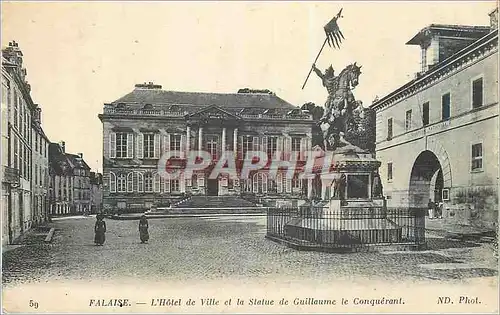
top-left (426, 237), bottom-right (482, 250)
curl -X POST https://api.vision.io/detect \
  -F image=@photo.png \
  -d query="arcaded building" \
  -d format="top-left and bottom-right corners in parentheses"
top-left (371, 9), bottom-right (498, 228)
top-left (98, 84), bottom-right (315, 212)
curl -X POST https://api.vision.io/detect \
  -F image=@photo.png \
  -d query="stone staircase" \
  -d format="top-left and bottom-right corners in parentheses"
top-left (148, 196), bottom-right (266, 215)
top-left (174, 195), bottom-right (258, 209)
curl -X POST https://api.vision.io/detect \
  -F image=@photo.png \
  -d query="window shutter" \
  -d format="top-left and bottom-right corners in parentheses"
top-left (179, 172), bottom-right (185, 192)
top-left (110, 133), bottom-right (116, 158)
top-left (154, 173), bottom-right (160, 192)
top-left (238, 136), bottom-right (243, 159)
top-left (261, 136), bottom-right (268, 155)
top-left (137, 133), bottom-right (144, 159)
top-left (166, 134), bottom-right (171, 153)
top-left (299, 138), bottom-right (305, 161)
top-left (253, 174), bottom-right (258, 193)
top-left (277, 174), bottom-right (283, 193)
top-left (286, 178), bottom-right (292, 193)
top-left (162, 134), bottom-right (168, 156)
top-left (180, 134), bottom-right (186, 158)
top-left (127, 173), bottom-right (133, 192)
top-left (165, 178), bottom-right (170, 193)
top-left (252, 136), bottom-right (259, 151)
top-left (154, 133), bottom-right (160, 158)
top-left (283, 137), bottom-right (289, 160)
top-left (277, 137), bottom-right (284, 159)
top-left (127, 133), bottom-right (134, 158)
top-left (159, 176), bottom-right (164, 193)
top-left (262, 174), bottom-right (268, 193)
top-left (110, 172), bottom-right (116, 193)
top-left (137, 172), bottom-right (144, 192)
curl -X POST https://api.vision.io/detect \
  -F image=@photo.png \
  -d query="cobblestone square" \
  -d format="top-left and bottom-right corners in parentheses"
top-left (2, 215), bottom-right (498, 287)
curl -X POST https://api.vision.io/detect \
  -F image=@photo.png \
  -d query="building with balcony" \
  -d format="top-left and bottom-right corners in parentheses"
top-left (48, 142), bottom-right (92, 215)
top-left (98, 84), bottom-right (315, 212)
top-left (371, 8), bottom-right (498, 229)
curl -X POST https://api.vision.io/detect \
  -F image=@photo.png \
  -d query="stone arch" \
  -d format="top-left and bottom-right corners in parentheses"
top-left (408, 142), bottom-right (453, 208)
top-left (426, 140), bottom-right (452, 188)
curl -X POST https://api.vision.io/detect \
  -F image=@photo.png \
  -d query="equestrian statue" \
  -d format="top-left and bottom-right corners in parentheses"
top-left (312, 62), bottom-right (363, 150)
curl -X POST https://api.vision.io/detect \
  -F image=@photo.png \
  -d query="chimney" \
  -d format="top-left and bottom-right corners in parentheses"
top-left (59, 141), bottom-right (65, 153)
top-left (490, 7), bottom-right (498, 29)
top-left (33, 106), bottom-right (42, 123)
top-left (78, 153), bottom-right (83, 158)
top-left (134, 81), bottom-right (162, 89)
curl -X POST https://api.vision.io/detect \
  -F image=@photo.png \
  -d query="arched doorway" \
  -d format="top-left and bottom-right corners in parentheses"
top-left (409, 150), bottom-right (443, 207)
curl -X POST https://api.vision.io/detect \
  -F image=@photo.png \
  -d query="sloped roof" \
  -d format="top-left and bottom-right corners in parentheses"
top-left (111, 88), bottom-right (296, 110)
top-left (49, 143), bottom-right (72, 176)
top-left (66, 154), bottom-right (91, 170)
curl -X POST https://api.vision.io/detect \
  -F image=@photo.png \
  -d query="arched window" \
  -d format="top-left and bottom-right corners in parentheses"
top-left (154, 173), bottom-right (161, 192)
top-left (127, 172), bottom-right (134, 192)
top-left (136, 172), bottom-right (144, 192)
top-left (117, 174), bottom-right (126, 192)
top-left (109, 172), bottom-right (116, 193)
top-left (144, 173), bottom-right (153, 192)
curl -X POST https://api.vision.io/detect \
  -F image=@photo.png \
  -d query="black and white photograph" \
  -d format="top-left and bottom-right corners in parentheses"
top-left (1, 1), bottom-right (499, 313)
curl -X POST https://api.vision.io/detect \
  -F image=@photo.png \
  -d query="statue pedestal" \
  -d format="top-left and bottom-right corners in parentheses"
top-left (281, 145), bottom-right (417, 252)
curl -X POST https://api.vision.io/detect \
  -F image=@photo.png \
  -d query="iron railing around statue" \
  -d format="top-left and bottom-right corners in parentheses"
top-left (266, 207), bottom-right (426, 251)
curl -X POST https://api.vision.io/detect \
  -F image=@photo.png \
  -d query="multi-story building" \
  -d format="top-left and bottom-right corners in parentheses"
top-left (90, 172), bottom-right (103, 214)
top-left (32, 105), bottom-right (50, 225)
top-left (371, 8), bottom-right (498, 228)
top-left (98, 84), bottom-right (315, 212)
top-left (1, 41), bottom-right (39, 244)
top-left (48, 142), bottom-right (92, 215)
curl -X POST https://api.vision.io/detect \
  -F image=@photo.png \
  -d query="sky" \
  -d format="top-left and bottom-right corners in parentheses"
top-left (1, 1), bottom-right (496, 172)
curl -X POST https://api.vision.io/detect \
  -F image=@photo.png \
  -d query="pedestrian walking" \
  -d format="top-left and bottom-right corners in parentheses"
top-left (94, 214), bottom-right (106, 246)
top-left (139, 215), bottom-right (149, 244)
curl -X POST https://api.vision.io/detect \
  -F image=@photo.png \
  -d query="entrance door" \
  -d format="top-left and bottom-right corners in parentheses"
top-left (207, 179), bottom-right (219, 196)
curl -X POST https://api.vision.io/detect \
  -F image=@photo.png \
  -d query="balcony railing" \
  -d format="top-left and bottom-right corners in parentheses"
top-left (103, 107), bottom-right (312, 120)
top-left (103, 108), bottom-right (187, 117)
top-left (241, 114), bottom-right (312, 120)
top-left (3, 166), bottom-right (20, 185)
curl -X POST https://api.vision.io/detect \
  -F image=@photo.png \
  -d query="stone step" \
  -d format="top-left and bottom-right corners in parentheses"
top-left (174, 196), bottom-right (257, 208)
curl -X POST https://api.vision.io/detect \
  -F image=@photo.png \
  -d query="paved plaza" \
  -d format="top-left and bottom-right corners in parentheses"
top-left (2, 215), bottom-right (498, 287)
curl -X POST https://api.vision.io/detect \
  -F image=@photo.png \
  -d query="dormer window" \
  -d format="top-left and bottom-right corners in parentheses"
top-left (116, 103), bottom-right (126, 109)
top-left (143, 104), bottom-right (153, 110)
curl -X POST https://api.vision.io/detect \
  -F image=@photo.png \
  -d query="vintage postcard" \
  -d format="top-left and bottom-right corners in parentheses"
top-left (1, 1), bottom-right (499, 313)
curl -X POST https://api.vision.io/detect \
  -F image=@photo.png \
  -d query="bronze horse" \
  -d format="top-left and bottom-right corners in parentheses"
top-left (316, 62), bottom-right (362, 150)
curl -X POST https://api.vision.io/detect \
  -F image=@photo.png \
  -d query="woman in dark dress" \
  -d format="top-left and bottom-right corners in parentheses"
top-left (94, 214), bottom-right (106, 246)
top-left (139, 215), bottom-right (149, 244)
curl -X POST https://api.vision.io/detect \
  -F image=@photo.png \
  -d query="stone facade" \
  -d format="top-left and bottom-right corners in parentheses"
top-left (1, 41), bottom-right (51, 245)
top-left (98, 84), bottom-right (316, 212)
top-left (48, 142), bottom-right (92, 215)
top-left (32, 107), bottom-right (50, 225)
top-left (371, 19), bottom-right (498, 228)
top-left (90, 172), bottom-right (103, 214)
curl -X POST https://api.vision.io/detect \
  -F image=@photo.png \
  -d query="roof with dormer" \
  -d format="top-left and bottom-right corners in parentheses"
top-left (111, 87), bottom-right (296, 110)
